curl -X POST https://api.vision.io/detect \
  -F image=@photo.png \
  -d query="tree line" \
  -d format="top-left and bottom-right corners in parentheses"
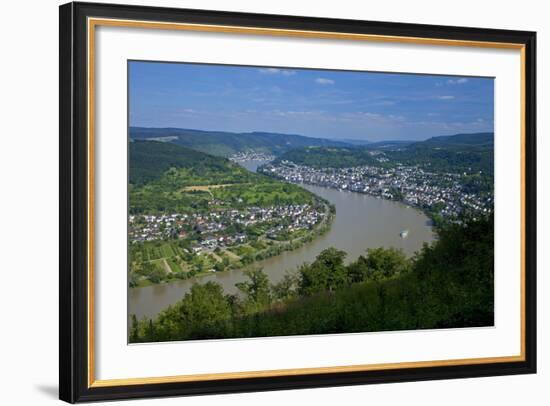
top-left (130, 213), bottom-right (494, 342)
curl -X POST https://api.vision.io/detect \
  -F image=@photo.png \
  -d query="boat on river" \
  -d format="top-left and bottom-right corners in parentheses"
top-left (400, 229), bottom-right (409, 238)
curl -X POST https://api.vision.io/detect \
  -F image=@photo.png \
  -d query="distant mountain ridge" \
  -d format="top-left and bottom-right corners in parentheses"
top-left (421, 132), bottom-right (494, 146)
top-left (130, 127), bottom-right (349, 157)
top-left (336, 138), bottom-right (371, 146)
top-left (364, 140), bottom-right (415, 150)
top-left (130, 127), bottom-right (494, 170)
top-left (274, 132), bottom-right (494, 174)
top-left (363, 133), bottom-right (493, 151)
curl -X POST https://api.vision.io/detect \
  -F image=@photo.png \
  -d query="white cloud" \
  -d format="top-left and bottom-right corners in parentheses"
top-left (315, 77), bottom-right (335, 85)
top-left (263, 110), bottom-right (405, 125)
top-left (436, 95), bottom-right (455, 100)
top-left (271, 110), bottom-right (322, 118)
top-left (338, 111), bottom-right (405, 124)
top-left (447, 78), bottom-right (469, 85)
top-left (258, 68), bottom-right (296, 76)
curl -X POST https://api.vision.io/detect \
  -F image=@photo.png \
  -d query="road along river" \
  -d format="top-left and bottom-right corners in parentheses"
top-left (128, 163), bottom-right (435, 321)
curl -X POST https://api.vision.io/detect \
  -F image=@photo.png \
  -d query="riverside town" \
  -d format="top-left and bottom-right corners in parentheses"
top-left (261, 157), bottom-right (492, 224)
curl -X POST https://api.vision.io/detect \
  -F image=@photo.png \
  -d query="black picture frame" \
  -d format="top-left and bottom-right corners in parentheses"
top-left (59, 1), bottom-right (537, 403)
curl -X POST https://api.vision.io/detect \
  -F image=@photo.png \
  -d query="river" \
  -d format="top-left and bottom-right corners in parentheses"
top-left (128, 160), bottom-right (435, 320)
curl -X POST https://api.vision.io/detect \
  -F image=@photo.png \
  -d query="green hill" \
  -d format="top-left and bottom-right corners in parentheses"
top-left (397, 132), bottom-right (494, 175)
top-left (275, 146), bottom-right (378, 168)
top-left (130, 127), bottom-right (349, 157)
top-left (275, 132), bottom-right (494, 174)
top-left (130, 140), bottom-right (238, 185)
top-left (129, 140), bottom-right (320, 214)
top-left (421, 132), bottom-right (493, 147)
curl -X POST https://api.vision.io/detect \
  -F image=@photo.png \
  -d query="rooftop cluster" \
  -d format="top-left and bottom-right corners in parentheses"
top-left (261, 160), bottom-right (493, 220)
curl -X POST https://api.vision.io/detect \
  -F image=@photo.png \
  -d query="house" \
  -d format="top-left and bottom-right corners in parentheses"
top-left (235, 233), bottom-right (247, 243)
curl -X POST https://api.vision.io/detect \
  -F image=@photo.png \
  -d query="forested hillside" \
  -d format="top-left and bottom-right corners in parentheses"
top-left (276, 146), bottom-right (379, 168)
top-left (129, 140), bottom-right (316, 213)
top-left (421, 132), bottom-right (493, 147)
top-left (130, 127), bottom-right (349, 157)
top-left (392, 132), bottom-right (494, 175)
top-left (130, 140), bottom-right (242, 185)
top-left (275, 132), bottom-right (494, 175)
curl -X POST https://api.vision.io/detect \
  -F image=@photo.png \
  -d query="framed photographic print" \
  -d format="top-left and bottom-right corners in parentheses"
top-left (59, 1), bottom-right (537, 403)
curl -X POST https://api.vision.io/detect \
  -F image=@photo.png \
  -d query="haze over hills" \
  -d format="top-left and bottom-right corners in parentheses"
top-left (130, 127), bottom-right (350, 157)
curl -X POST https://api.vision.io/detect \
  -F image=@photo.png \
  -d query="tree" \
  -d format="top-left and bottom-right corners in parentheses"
top-left (362, 247), bottom-right (410, 282)
top-left (299, 247), bottom-right (348, 294)
top-left (145, 319), bottom-right (156, 341)
top-left (346, 255), bottom-right (369, 283)
top-left (236, 267), bottom-right (271, 312)
top-left (147, 264), bottom-right (166, 284)
top-left (272, 272), bottom-right (299, 301)
top-left (413, 212), bottom-right (494, 327)
top-left (222, 256), bottom-right (230, 267)
top-left (129, 314), bottom-right (140, 342)
top-left (192, 255), bottom-right (206, 273)
top-left (170, 282), bottom-right (232, 339)
top-left (241, 253), bottom-right (254, 265)
top-left (128, 271), bottom-right (140, 288)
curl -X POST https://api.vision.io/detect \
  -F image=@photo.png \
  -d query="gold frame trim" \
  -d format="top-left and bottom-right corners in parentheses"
top-left (87, 17), bottom-right (527, 388)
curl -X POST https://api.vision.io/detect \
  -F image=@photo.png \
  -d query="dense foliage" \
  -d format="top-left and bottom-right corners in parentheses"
top-left (130, 214), bottom-right (494, 342)
top-left (388, 142), bottom-right (494, 176)
top-left (129, 140), bottom-right (252, 185)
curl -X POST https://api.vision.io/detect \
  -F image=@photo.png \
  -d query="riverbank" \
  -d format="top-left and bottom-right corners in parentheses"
top-left (130, 213), bottom-right (492, 343)
top-left (131, 199), bottom-right (334, 288)
top-left (259, 160), bottom-right (491, 229)
top-left (129, 184), bottom-right (434, 321)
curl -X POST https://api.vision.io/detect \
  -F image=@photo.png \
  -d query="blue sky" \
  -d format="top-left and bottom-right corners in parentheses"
top-left (129, 61), bottom-right (494, 142)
